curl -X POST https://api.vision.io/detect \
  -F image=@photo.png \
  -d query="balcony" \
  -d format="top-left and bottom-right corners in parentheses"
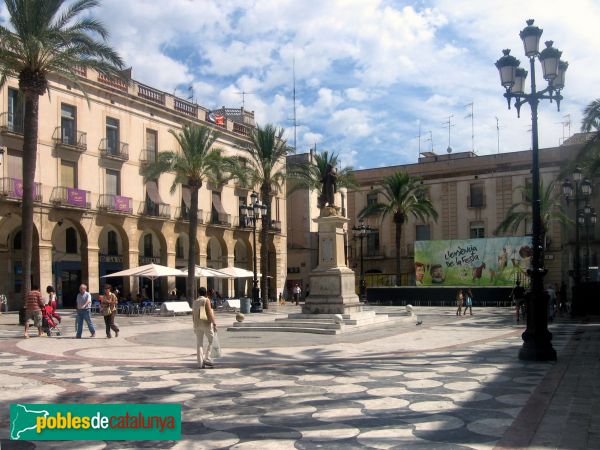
top-left (97, 73), bottom-right (128, 92)
top-left (210, 211), bottom-right (231, 226)
top-left (233, 122), bottom-right (251, 136)
top-left (50, 186), bottom-right (91, 209)
top-left (138, 83), bottom-right (165, 105)
top-left (174, 98), bottom-right (197, 118)
top-left (138, 201), bottom-right (170, 219)
top-left (52, 126), bottom-right (87, 152)
top-left (0, 112), bottom-right (24, 136)
top-left (140, 148), bottom-right (157, 166)
top-left (97, 194), bottom-right (133, 214)
top-left (175, 206), bottom-right (203, 223)
top-left (99, 138), bottom-right (129, 161)
top-left (0, 178), bottom-right (42, 202)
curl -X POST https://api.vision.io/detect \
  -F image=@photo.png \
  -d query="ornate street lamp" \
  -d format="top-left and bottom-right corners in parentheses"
top-left (352, 218), bottom-right (371, 300)
top-left (562, 170), bottom-right (592, 285)
top-left (495, 19), bottom-right (568, 361)
top-left (240, 191), bottom-right (267, 313)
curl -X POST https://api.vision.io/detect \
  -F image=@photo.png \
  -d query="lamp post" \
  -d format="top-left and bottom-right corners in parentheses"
top-left (352, 219), bottom-right (371, 300)
top-left (240, 191), bottom-right (267, 313)
top-left (495, 19), bottom-right (567, 361)
top-left (581, 205), bottom-right (597, 281)
top-left (562, 169), bottom-right (592, 284)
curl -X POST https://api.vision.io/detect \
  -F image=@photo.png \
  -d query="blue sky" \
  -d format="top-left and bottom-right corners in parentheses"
top-left (3, 0), bottom-right (598, 170)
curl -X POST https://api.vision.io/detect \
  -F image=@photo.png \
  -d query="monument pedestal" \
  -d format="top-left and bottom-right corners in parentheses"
top-left (302, 209), bottom-right (363, 315)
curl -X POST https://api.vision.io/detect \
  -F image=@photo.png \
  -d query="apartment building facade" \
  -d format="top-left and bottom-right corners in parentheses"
top-left (0, 69), bottom-right (286, 308)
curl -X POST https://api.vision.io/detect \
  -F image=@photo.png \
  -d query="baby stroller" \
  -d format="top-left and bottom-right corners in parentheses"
top-left (41, 305), bottom-right (62, 336)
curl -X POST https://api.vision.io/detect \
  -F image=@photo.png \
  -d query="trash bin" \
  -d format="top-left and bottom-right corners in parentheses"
top-left (19, 308), bottom-right (27, 325)
top-left (240, 297), bottom-right (251, 314)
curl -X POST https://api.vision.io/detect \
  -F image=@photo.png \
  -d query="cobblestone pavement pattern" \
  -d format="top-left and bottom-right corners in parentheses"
top-left (0, 305), bottom-right (596, 449)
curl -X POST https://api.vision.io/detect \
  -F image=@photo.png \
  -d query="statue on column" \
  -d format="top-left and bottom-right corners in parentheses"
top-left (319, 164), bottom-right (338, 209)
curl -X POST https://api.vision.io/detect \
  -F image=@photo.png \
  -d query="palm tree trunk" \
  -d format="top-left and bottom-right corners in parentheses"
top-left (21, 93), bottom-right (40, 303)
top-left (260, 185), bottom-right (270, 309)
top-left (187, 185), bottom-right (200, 302)
top-left (395, 222), bottom-right (402, 286)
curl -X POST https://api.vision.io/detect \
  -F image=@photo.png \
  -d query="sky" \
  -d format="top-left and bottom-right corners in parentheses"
top-left (3, 0), bottom-right (599, 170)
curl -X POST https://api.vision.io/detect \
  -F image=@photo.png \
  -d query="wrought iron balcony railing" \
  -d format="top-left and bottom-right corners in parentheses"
top-left (99, 138), bottom-right (129, 161)
top-left (0, 178), bottom-right (42, 202)
top-left (52, 126), bottom-right (87, 151)
top-left (0, 112), bottom-right (24, 135)
top-left (50, 186), bottom-right (91, 209)
top-left (97, 194), bottom-right (133, 214)
top-left (138, 201), bottom-right (170, 219)
top-left (210, 211), bottom-right (231, 226)
top-left (175, 206), bottom-right (203, 222)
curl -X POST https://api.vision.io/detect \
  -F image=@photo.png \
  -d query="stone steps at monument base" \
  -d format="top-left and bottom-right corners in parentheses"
top-left (226, 313), bottom-right (416, 334)
top-left (230, 320), bottom-right (342, 330)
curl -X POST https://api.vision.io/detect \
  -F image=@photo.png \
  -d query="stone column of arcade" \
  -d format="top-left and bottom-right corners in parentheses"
top-left (167, 250), bottom-right (177, 301)
top-left (38, 243), bottom-right (53, 300)
top-left (127, 250), bottom-right (140, 295)
top-left (87, 246), bottom-right (100, 294)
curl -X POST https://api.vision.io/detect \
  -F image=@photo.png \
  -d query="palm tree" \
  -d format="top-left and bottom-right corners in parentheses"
top-left (142, 124), bottom-right (232, 301)
top-left (358, 171), bottom-right (438, 285)
top-left (287, 150), bottom-right (358, 202)
top-left (0, 0), bottom-right (124, 301)
top-left (236, 124), bottom-right (291, 308)
top-left (578, 99), bottom-right (600, 176)
top-left (495, 179), bottom-right (571, 243)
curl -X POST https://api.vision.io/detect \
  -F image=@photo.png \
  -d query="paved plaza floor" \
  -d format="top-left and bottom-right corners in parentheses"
top-left (0, 305), bottom-right (598, 449)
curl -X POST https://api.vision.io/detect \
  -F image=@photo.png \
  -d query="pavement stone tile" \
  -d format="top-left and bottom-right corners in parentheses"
top-left (1, 307), bottom-right (598, 449)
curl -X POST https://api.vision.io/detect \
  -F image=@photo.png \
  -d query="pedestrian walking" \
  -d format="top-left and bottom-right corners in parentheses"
top-left (101, 284), bottom-right (120, 338)
top-left (24, 284), bottom-right (45, 338)
top-left (192, 287), bottom-right (218, 369)
top-left (463, 289), bottom-right (473, 315)
top-left (293, 283), bottom-right (301, 306)
top-left (75, 284), bottom-right (95, 338)
top-left (511, 281), bottom-right (526, 323)
top-left (455, 289), bottom-right (464, 316)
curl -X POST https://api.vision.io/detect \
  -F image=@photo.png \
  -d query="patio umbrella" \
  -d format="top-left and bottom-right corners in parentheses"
top-left (177, 265), bottom-right (231, 278)
top-left (102, 263), bottom-right (184, 301)
top-left (217, 266), bottom-right (261, 278)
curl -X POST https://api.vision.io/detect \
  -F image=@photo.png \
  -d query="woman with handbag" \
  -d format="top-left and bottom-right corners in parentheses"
top-left (192, 287), bottom-right (218, 369)
top-left (101, 284), bottom-right (120, 338)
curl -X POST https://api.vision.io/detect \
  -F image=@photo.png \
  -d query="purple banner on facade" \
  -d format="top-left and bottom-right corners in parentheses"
top-left (13, 179), bottom-right (23, 198)
top-left (67, 187), bottom-right (87, 207)
top-left (113, 195), bottom-right (131, 212)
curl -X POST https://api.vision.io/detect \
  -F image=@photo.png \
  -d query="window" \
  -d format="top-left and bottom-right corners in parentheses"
top-left (143, 234), bottom-right (153, 257)
top-left (106, 117), bottom-right (120, 154)
top-left (238, 196), bottom-right (247, 226)
top-left (106, 169), bottom-right (120, 196)
top-left (469, 183), bottom-right (485, 207)
top-left (523, 178), bottom-right (533, 202)
top-left (65, 227), bottom-right (77, 253)
top-left (176, 237), bottom-right (184, 259)
top-left (61, 103), bottom-right (76, 144)
top-left (366, 230), bottom-right (380, 256)
top-left (470, 221), bottom-right (485, 239)
top-left (146, 129), bottom-right (157, 162)
top-left (367, 193), bottom-right (378, 206)
top-left (107, 230), bottom-right (118, 255)
top-left (7, 88), bottom-right (24, 133)
top-left (416, 224), bottom-right (431, 241)
top-left (61, 160), bottom-right (77, 188)
top-left (7, 149), bottom-right (23, 179)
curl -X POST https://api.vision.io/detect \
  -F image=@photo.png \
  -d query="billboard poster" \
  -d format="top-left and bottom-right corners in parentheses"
top-left (414, 237), bottom-right (532, 286)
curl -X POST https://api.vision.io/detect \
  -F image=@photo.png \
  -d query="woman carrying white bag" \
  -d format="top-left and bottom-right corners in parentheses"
top-left (192, 287), bottom-right (219, 369)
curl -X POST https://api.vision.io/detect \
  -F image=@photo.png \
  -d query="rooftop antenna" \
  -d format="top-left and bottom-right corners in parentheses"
top-left (415, 121), bottom-right (422, 159)
top-left (425, 130), bottom-right (434, 152)
top-left (187, 85), bottom-right (194, 103)
top-left (465, 102), bottom-right (475, 153)
top-left (442, 115), bottom-right (454, 153)
top-left (557, 113), bottom-right (571, 144)
top-left (235, 91), bottom-right (255, 109)
top-left (286, 55), bottom-right (298, 151)
top-left (495, 116), bottom-right (500, 153)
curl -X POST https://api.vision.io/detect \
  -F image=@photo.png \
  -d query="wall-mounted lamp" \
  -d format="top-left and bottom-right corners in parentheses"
top-left (57, 219), bottom-right (64, 226)
top-left (0, 147), bottom-right (5, 166)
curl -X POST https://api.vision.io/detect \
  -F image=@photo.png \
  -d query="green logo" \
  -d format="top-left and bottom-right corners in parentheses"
top-left (10, 404), bottom-right (181, 441)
